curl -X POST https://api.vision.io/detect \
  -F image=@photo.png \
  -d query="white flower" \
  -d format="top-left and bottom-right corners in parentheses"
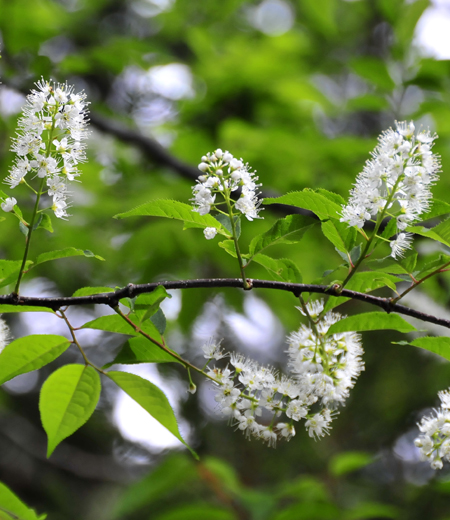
top-left (201, 338), bottom-right (226, 360)
top-left (0, 316), bottom-right (11, 353)
top-left (204, 227), bottom-right (217, 240)
top-left (1, 197), bottom-right (17, 212)
top-left (390, 232), bottom-right (413, 259)
top-left (5, 79), bottom-right (89, 220)
top-left (191, 150), bottom-right (262, 221)
top-left (341, 121), bottom-right (440, 256)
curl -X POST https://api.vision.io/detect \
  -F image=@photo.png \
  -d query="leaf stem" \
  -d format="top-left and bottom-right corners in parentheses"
top-left (224, 193), bottom-right (250, 289)
top-left (59, 309), bottom-right (107, 374)
top-left (113, 306), bottom-right (221, 383)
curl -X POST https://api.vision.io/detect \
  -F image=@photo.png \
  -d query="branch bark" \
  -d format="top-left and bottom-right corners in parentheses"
top-left (2, 277), bottom-right (450, 329)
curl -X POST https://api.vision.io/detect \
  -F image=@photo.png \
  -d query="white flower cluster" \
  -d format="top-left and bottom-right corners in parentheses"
top-left (192, 149), bottom-right (262, 226)
top-left (415, 389), bottom-right (450, 470)
top-left (341, 121), bottom-right (440, 258)
top-left (0, 315), bottom-right (11, 354)
top-left (5, 79), bottom-right (89, 219)
top-left (204, 300), bottom-right (364, 446)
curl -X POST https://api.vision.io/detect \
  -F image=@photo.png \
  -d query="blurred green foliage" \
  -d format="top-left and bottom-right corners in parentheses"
top-left (2, 0), bottom-right (450, 518)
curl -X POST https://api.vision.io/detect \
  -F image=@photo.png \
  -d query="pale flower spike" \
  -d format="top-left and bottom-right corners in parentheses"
top-left (206, 300), bottom-right (363, 447)
top-left (415, 388), bottom-right (450, 470)
top-left (192, 149), bottom-right (263, 228)
top-left (4, 78), bottom-right (89, 219)
top-left (341, 121), bottom-right (440, 258)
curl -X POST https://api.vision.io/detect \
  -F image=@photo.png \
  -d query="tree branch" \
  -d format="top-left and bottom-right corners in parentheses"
top-left (1, 278), bottom-right (450, 329)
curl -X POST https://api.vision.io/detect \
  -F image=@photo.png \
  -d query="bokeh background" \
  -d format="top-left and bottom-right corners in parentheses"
top-left (2, 0), bottom-right (450, 518)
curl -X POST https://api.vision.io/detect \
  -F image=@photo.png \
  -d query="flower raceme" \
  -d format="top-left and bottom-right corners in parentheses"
top-left (204, 300), bottom-right (364, 446)
top-left (3, 79), bottom-right (89, 219)
top-left (415, 389), bottom-right (450, 470)
top-left (191, 149), bottom-right (263, 227)
top-left (340, 121), bottom-right (440, 258)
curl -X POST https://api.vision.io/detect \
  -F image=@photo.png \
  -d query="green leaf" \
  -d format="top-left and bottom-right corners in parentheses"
top-left (350, 56), bottom-right (395, 90)
top-left (315, 189), bottom-right (345, 205)
top-left (248, 214), bottom-right (316, 258)
top-left (323, 272), bottom-right (401, 312)
top-left (214, 214), bottom-right (241, 239)
top-left (396, 336), bottom-right (450, 362)
top-left (82, 314), bottom-right (162, 341)
top-left (415, 254), bottom-right (450, 278)
top-left (420, 199), bottom-right (450, 221)
top-left (380, 217), bottom-right (398, 240)
top-left (19, 221), bottom-right (29, 237)
top-left (72, 286), bottom-right (115, 297)
top-left (321, 219), bottom-right (357, 254)
top-left (329, 451), bottom-right (373, 477)
top-left (103, 336), bottom-right (181, 369)
top-left (218, 240), bottom-right (237, 258)
top-left (346, 502), bottom-right (399, 520)
top-left (40, 364), bottom-right (101, 457)
top-left (0, 260), bottom-right (31, 289)
top-left (0, 481), bottom-right (44, 520)
top-left (113, 199), bottom-right (229, 236)
top-left (36, 212), bottom-right (53, 233)
top-left (328, 312), bottom-right (416, 334)
top-left (252, 254), bottom-right (302, 283)
top-left (34, 247), bottom-right (104, 266)
top-left (0, 335), bottom-right (71, 385)
top-left (150, 308), bottom-right (167, 335)
top-left (264, 189), bottom-right (341, 220)
top-left (152, 503), bottom-right (234, 520)
top-left (408, 218), bottom-right (450, 248)
top-left (107, 371), bottom-right (197, 457)
top-left (0, 305), bottom-right (55, 314)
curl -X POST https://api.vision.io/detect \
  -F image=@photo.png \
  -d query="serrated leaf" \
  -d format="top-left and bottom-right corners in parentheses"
top-left (19, 221), bottom-right (29, 236)
top-left (82, 314), bottom-right (162, 341)
top-left (113, 199), bottom-right (228, 236)
top-left (107, 371), bottom-right (197, 458)
top-left (315, 189), bottom-right (345, 205)
top-left (72, 286), bottom-right (115, 297)
top-left (416, 254), bottom-right (450, 277)
top-left (0, 335), bottom-right (71, 386)
top-left (328, 312), bottom-right (416, 334)
top-left (0, 260), bottom-right (31, 289)
top-left (408, 218), bottom-right (450, 248)
top-left (396, 336), bottom-right (450, 362)
top-left (34, 247), bottom-right (104, 266)
top-left (248, 214), bottom-right (316, 259)
top-left (218, 240), bottom-right (237, 258)
top-left (0, 481), bottom-right (43, 520)
top-left (150, 308), bottom-right (166, 335)
top-left (321, 219), bottom-right (357, 254)
top-left (350, 244), bottom-right (361, 264)
top-left (0, 305), bottom-right (55, 313)
top-left (36, 212), bottom-right (53, 233)
top-left (40, 364), bottom-right (101, 457)
top-left (420, 199), bottom-right (450, 221)
top-left (252, 254), bottom-right (302, 283)
top-left (103, 336), bottom-right (180, 368)
top-left (324, 272), bottom-right (401, 312)
top-left (329, 451), bottom-right (373, 477)
top-left (214, 214), bottom-right (241, 239)
top-left (32, 214), bottom-right (43, 231)
top-left (380, 217), bottom-right (398, 240)
top-left (264, 189), bottom-right (341, 220)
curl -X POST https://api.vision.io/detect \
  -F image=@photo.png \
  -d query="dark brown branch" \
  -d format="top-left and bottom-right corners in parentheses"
top-left (1, 278), bottom-right (450, 329)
